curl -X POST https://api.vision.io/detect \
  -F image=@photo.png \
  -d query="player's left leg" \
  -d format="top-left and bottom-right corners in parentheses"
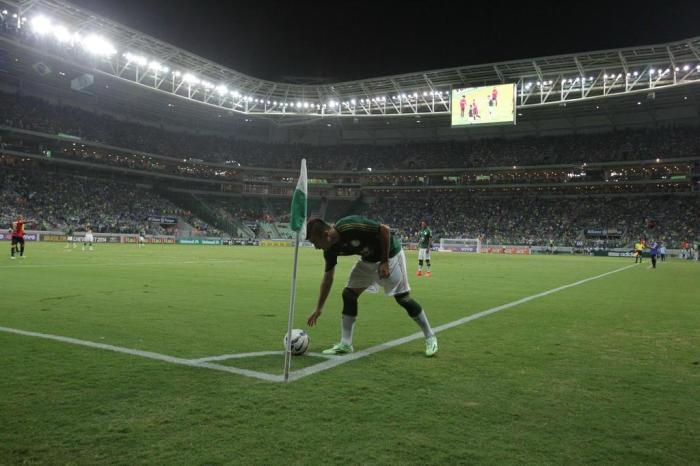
top-left (394, 292), bottom-right (437, 356)
top-left (387, 250), bottom-right (437, 356)
top-left (19, 238), bottom-right (25, 257)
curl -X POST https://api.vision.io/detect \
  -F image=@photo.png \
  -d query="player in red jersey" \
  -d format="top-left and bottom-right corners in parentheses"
top-left (471, 99), bottom-right (481, 120)
top-left (10, 215), bottom-right (26, 259)
top-left (491, 87), bottom-right (498, 106)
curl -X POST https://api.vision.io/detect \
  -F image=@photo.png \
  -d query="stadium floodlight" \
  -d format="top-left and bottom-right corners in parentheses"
top-left (2, 10), bottom-right (7, 15)
top-left (52, 25), bottom-right (71, 42)
top-left (683, 65), bottom-right (690, 71)
top-left (182, 73), bottom-right (200, 84)
top-left (633, 71), bottom-right (639, 76)
top-left (350, 99), bottom-right (356, 105)
top-left (589, 76), bottom-right (594, 81)
top-left (422, 91), bottom-right (427, 96)
top-left (30, 15), bottom-right (52, 35)
top-left (148, 61), bottom-right (163, 71)
top-left (650, 69), bottom-right (655, 74)
top-left (215, 84), bottom-right (228, 95)
top-left (128, 54), bottom-right (148, 66)
top-left (81, 34), bottom-right (117, 57)
top-left (675, 66), bottom-right (680, 72)
top-left (412, 92), bottom-right (418, 97)
top-left (173, 70), bottom-right (181, 77)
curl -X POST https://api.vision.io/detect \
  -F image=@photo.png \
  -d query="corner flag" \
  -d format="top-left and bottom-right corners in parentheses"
top-left (290, 159), bottom-right (307, 237)
top-left (284, 158), bottom-right (307, 382)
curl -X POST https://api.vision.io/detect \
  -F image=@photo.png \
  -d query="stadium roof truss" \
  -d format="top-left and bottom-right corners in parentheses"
top-left (2, 0), bottom-right (700, 119)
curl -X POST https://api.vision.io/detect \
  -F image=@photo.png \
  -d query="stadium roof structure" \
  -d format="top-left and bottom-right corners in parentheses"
top-left (2, 0), bottom-right (700, 122)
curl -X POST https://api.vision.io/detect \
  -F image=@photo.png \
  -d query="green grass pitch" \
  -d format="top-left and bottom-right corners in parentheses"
top-left (1, 243), bottom-right (698, 464)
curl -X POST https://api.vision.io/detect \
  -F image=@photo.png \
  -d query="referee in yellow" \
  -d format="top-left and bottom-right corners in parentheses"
top-left (634, 239), bottom-right (644, 264)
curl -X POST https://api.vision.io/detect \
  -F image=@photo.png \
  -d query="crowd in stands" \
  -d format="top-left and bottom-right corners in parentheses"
top-left (2, 157), bottom-right (697, 247)
top-left (1, 88), bottom-right (698, 249)
top-left (2, 91), bottom-right (700, 172)
top-left (0, 161), bottom-right (215, 235)
top-left (367, 194), bottom-right (700, 248)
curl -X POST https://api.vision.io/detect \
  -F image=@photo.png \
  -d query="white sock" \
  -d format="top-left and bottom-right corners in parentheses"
top-left (341, 314), bottom-right (356, 345)
top-left (412, 311), bottom-right (434, 339)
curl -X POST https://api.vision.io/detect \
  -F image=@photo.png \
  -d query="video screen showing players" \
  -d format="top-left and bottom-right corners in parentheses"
top-left (451, 83), bottom-right (516, 127)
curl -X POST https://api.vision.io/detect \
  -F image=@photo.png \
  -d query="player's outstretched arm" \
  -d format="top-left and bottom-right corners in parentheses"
top-left (378, 224), bottom-right (391, 278)
top-left (308, 267), bottom-right (335, 326)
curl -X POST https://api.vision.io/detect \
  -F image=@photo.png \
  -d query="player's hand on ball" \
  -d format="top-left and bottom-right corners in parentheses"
top-left (307, 309), bottom-right (321, 327)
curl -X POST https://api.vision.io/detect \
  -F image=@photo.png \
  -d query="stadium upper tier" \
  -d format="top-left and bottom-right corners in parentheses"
top-left (2, 0), bottom-right (700, 119)
top-left (2, 90), bottom-right (699, 178)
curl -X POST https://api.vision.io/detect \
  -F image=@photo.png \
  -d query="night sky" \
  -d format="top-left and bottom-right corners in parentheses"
top-left (68, 0), bottom-right (699, 82)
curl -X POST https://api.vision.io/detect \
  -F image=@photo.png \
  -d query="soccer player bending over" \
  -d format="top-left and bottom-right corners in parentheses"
top-left (306, 216), bottom-right (438, 357)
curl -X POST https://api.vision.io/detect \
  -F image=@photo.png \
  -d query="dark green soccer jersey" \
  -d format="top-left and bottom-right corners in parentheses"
top-left (418, 227), bottom-right (432, 249)
top-left (323, 215), bottom-right (402, 271)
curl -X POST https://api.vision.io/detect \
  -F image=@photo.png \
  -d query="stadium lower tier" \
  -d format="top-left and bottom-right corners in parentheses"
top-left (1, 163), bottom-right (697, 248)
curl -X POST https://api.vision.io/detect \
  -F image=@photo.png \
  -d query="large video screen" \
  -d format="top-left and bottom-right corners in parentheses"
top-left (451, 83), bottom-right (516, 127)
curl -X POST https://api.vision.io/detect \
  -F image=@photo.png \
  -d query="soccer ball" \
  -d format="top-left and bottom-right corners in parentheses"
top-left (283, 329), bottom-right (310, 356)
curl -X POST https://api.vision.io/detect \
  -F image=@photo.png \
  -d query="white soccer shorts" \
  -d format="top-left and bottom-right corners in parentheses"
top-left (418, 248), bottom-right (430, 260)
top-left (84, 234), bottom-right (94, 243)
top-left (347, 250), bottom-right (410, 296)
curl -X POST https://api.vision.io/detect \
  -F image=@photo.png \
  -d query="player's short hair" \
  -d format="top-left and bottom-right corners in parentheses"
top-left (306, 218), bottom-right (330, 241)
top-left (421, 219), bottom-right (429, 226)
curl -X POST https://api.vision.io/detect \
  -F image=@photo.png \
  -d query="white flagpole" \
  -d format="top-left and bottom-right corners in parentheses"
top-left (283, 230), bottom-right (301, 382)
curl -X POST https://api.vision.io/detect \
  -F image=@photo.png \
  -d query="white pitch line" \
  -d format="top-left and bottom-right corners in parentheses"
top-left (192, 351), bottom-right (331, 363)
top-left (287, 263), bottom-right (638, 382)
top-left (0, 263), bottom-right (637, 383)
top-left (0, 326), bottom-right (280, 382)
top-left (0, 259), bottom-right (242, 269)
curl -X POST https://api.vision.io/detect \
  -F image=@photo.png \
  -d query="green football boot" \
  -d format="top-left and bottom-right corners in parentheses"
top-left (322, 342), bottom-right (354, 355)
top-left (425, 336), bottom-right (438, 357)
